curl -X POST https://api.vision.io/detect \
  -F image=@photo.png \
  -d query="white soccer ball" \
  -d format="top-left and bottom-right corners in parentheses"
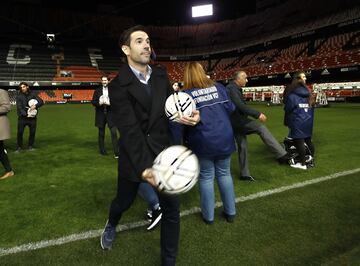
top-left (100, 95), bottom-right (110, 105)
top-left (28, 99), bottom-right (38, 107)
top-left (152, 145), bottom-right (199, 195)
top-left (27, 108), bottom-right (37, 117)
top-left (165, 92), bottom-right (196, 123)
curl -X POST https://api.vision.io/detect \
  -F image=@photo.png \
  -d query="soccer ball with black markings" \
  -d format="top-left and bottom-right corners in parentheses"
top-left (165, 92), bottom-right (196, 123)
top-left (152, 145), bottom-right (199, 195)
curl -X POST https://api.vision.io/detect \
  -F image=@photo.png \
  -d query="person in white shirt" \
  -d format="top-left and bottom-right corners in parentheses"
top-left (91, 76), bottom-right (119, 158)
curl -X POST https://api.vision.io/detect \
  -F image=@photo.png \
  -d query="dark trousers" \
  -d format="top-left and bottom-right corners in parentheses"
top-left (293, 137), bottom-right (315, 164)
top-left (0, 140), bottom-right (12, 172)
top-left (108, 177), bottom-right (180, 266)
top-left (17, 117), bottom-right (37, 148)
top-left (98, 126), bottom-right (119, 156)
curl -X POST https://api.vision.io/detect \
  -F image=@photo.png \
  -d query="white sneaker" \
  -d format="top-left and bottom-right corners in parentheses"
top-left (290, 162), bottom-right (307, 170)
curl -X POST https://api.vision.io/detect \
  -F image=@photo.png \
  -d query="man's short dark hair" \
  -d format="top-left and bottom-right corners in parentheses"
top-left (101, 76), bottom-right (109, 81)
top-left (19, 82), bottom-right (29, 88)
top-left (119, 25), bottom-right (147, 48)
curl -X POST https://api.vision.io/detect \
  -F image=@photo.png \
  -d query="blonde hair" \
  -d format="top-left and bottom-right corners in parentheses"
top-left (183, 62), bottom-right (214, 90)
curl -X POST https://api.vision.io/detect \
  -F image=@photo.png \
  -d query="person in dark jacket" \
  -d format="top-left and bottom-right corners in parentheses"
top-left (93, 77), bottom-right (163, 231)
top-left (15, 82), bottom-right (44, 152)
top-left (283, 71), bottom-right (315, 170)
top-left (91, 76), bottom-right (119, 158)
top-left (173, 62), bottom-right (236, 224)
top-left (227, 71), bottom-right (291, 181)
top-left (99, 25), bottom-right (200, 266)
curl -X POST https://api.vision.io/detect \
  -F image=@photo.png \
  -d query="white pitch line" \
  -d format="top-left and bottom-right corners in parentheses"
top-left (1, 168), bottom-right (359, 257)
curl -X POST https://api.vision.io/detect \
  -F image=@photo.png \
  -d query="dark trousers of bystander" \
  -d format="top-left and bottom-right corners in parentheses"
top-left (17, 117), bottom-right (37, 148)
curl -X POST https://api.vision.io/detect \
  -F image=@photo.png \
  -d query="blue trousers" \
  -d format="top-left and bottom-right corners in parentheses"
top-left (198, 155), bottom-right (236, 222)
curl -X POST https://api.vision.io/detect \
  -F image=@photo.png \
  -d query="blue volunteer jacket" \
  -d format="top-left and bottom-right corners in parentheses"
top-left (171, 83), bottom-right (236, 158)
top-left (284, 85), bottom-right (314, 139)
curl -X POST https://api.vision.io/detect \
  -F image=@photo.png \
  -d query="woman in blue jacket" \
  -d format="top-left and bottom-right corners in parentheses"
top-left (283, 72), bottom-right (315, 170)
top-left (174, 62), bottom-right (236, 224)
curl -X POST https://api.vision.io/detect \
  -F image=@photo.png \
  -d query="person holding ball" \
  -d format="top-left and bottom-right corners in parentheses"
top-left (100, 25), bottom-right (199, 266)
top-left (172, 62), bottom-right (237, 224)
top-left (15, 82), bottom-right (44, 152)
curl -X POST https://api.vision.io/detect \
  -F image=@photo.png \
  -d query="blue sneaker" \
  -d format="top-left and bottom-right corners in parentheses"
top-left (100, 220), bottom-right (116, 250)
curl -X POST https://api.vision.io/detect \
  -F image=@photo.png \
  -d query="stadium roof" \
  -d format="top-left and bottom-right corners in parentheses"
top-left (3, 0), bottom-right (264, 26)
top-left (97, 0), bottom-right (258, 26)
top-left (3, 0), bottom-right (360, 27)
top-left (1, 0), bottom-right (359, 46)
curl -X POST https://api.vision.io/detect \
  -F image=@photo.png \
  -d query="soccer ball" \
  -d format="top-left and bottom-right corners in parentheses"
top-left (27, 108), bottom-right (37, 117)
top-left (152, 145), bottom-right (199, 195)
top-left (165, 92), bottom-right (196, 123)
top-left (27, 99), bottom-right (38, 117)
top-left (28, 99), bottom-right (38, 107)
top-left (99, 95), bottom-right (110, 105)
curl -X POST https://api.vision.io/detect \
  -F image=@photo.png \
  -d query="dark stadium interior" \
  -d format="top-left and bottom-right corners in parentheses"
top-left (1, 2), bottom-right (360, 264)
top-left (0, 0), bottom-right (359, 99)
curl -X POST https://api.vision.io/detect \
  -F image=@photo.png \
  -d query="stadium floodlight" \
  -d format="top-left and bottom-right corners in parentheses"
top-left (46, 33), bottom-right (55, 43)
top-left (192, 4), bottom-right (213, 18)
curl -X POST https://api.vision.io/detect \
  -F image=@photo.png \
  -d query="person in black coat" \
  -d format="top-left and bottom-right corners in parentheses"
top-left (94, 78), bottom-right (163, 231)
top-left (100, 25), bottom-right (200, 266)
top-left (15, 82), bottom-right (44, 152)
top-left (91, 76), bottom-right (119, 158)
top-left (227, 71), bottom-right (291, 181)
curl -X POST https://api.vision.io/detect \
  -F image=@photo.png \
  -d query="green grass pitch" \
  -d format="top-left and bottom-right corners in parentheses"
top-left (0, 102), bottom-right (359, 265)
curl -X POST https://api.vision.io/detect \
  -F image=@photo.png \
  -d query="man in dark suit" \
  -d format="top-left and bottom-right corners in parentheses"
top-left (100, 25), bottom-right (200, 266)
top-left (94, 77), bottom-right (162, 231)
top-left (91, 76), bottom-right (119, 158)
top-left (15, 82), bottom-right (44, 152)
top-left (227, 71), bottom-right (291, 181)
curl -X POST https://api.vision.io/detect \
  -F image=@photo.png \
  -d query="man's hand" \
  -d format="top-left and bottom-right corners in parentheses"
top-left (142, 168), bottom-right (157, 187)
top-left (30, 105), bottom-right (36, 110)
top-left (258, 113), bottom-right (267, 122)
top-left (179, 110), bottom-right (200, 126)
top-left (104, 97), bottom-right (110, 106)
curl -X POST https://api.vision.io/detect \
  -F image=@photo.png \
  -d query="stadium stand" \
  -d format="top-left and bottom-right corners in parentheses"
top-left (0, 0), bottom-right (358, 104)
top-left (162, 31), bottom-right (359, 82)
top-left (148, 1), bottom-right (360, 56)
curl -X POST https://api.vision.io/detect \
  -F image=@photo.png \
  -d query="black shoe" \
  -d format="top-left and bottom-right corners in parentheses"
top-left (145, 209), bottom-right (152, 222)
top-left (222, 212), bottom-right (235, 223)
top-left (28, 146), bottom-right (35, 151)
top-left (147, 207), bottom-right (162, 231)
top-left (100, 151), bottom-right (108, 156)
top-left (277, 153), bottom-right (292, 164)
top-left (14, 148), bottom-right (22, 153)
top-left (239, 175), bottom-right (255, 181)
top-left (202, 218), bottom-right (214, 225)
top-left (307, 162), bottom-right (315, 168)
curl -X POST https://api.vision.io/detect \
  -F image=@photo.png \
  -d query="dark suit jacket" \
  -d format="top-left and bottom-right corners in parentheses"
top-left (16, 91), bottom-right (44, 118)
top-left (226, 81), bottom-right (261, 134)
top-left (108, 64), bottom-right (173, 182)
top-left (91, 86), bottom-right (115, 128)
